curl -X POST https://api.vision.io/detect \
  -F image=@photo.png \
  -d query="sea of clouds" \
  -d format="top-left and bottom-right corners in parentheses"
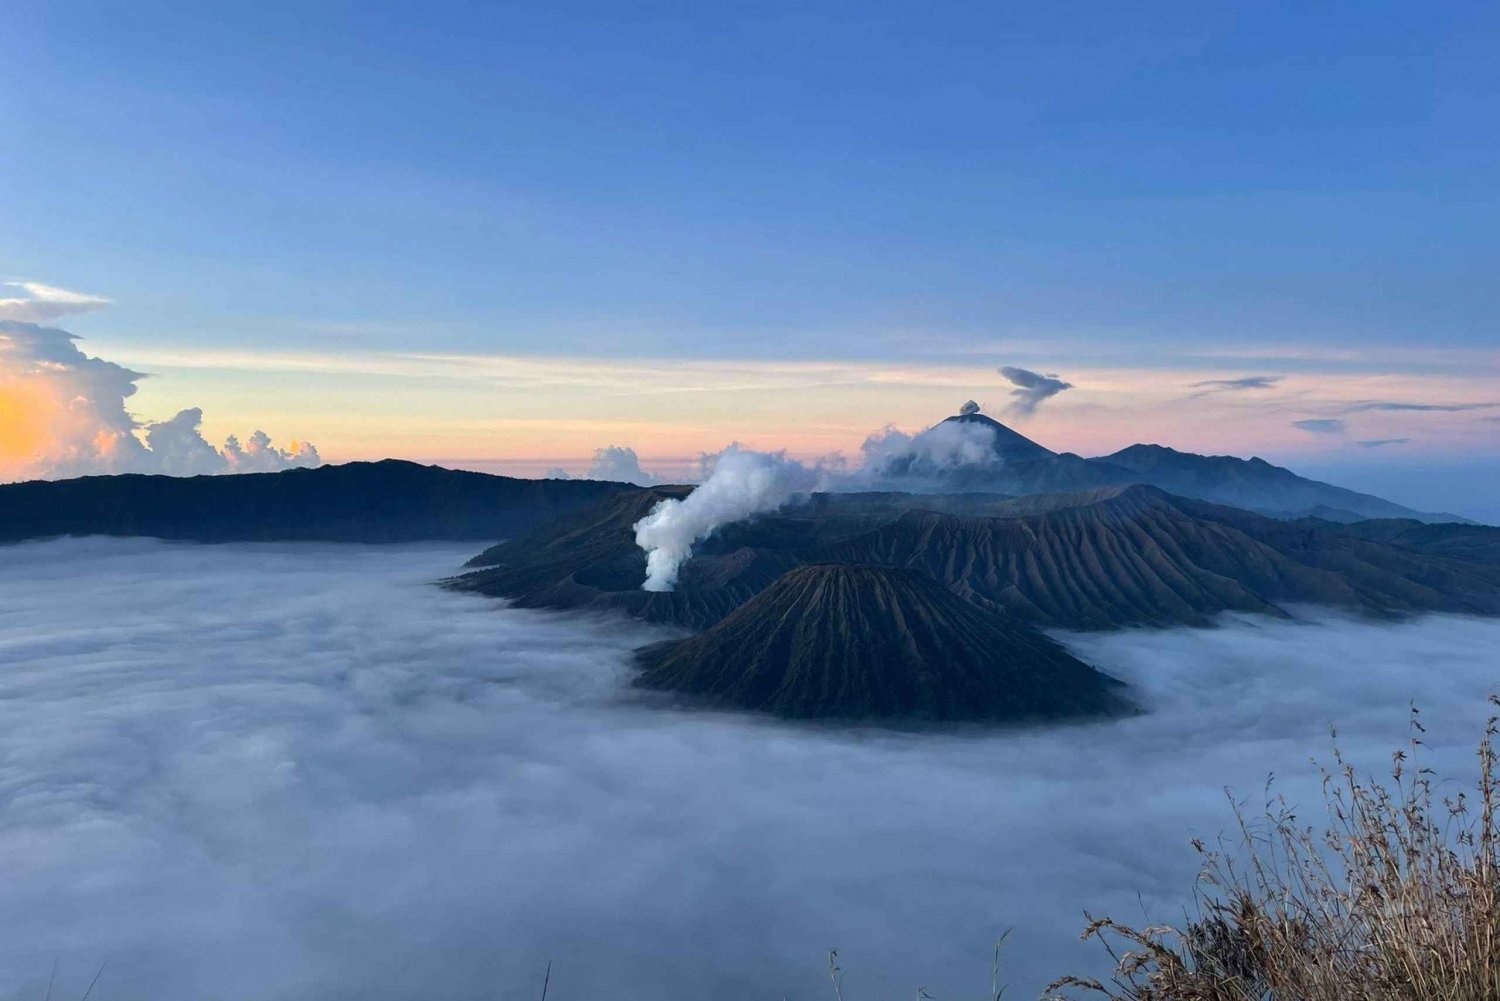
top-left (1, 540), bottom-right (1498, 1000)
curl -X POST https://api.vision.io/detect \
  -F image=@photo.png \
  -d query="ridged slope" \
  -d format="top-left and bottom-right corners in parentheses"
top-left (455, 485), bottom-right (1500, 631)
top-left (825, 487), bottom-right (1500, 628)
top-left (634, 564), bottom-right (1124, 721)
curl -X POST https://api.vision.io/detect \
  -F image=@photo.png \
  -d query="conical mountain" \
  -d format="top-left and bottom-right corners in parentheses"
top-left (633, 563), bottom-right (1125, 722)
top-left (935, 410), bottom-right (1056, 462)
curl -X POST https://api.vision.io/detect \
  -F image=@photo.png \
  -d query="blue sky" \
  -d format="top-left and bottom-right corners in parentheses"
top-left (3, 1), bottom-right (1498, 514)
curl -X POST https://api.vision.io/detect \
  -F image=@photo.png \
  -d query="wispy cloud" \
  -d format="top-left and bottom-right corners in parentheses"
top-left (1189, 375), bottom-right (1285, 395)
top-left (73, 340), bottom-right (1500, 465)
top-left (1294, 418), bottom-right (1346, 435)
top-left (0, 282), bottom-right (112, 323)
top-left (1357, 438), bottom-right (1411, 448)
top-left (999, 366), bottom-right (1073, 417)
top-left (1343, 400), bottom-right (1500, 414)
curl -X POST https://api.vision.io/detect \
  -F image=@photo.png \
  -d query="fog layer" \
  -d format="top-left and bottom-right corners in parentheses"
top-left (1, 541), bottom-right (1497, 1000)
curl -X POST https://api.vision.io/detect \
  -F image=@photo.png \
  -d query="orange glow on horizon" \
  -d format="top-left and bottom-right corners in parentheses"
top-left (0, 380), bottom-right (59, 474)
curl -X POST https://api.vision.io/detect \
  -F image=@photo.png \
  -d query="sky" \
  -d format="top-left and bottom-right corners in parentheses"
top-left (3, 2), bottom-right (1498, 512)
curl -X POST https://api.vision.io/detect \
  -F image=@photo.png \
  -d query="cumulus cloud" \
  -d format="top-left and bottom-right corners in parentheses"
top-left (223, 429), bottom-right (321, 472)
top-left (1189, 375), bottom-right (1284, 395)
top-left (0, 320), bottom-right (319, 482)
top-left (584, 445), bottom-right (663, 485)
top-left (0, 281), bottom-right (112, 323)
top-left (634, 446), bottom-right (817, 591)
top-left (1293, 418), bottom-right (1346, 435)
top-left (998, 365), bottom-right (1072, 416)
top-left (2, 539), bottom-right (1497, 1000)
top-left (142, 407), bottom-right (234, 475)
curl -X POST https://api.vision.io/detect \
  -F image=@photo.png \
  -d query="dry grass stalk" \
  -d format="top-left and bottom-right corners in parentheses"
top-left (1045, 697), bottom-right (1500, 1001)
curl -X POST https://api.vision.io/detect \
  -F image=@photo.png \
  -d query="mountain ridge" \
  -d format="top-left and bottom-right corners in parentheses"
top-left (0, 460), bottom-right (635, 544)
top-left (893, 410), bottom-right (1469, 524)
top-left (453, 482), bottom-right (1500, 631)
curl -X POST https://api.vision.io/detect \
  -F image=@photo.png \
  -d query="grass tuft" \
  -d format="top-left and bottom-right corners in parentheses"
top-left (1045, 698), bottom-right (1500, 1000)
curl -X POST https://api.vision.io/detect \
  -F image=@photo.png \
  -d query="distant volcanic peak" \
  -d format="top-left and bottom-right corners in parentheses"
top-left (1104, 443), bottom-right (1180, 461)
top-left (937, 411), bottom-right (1056, 460)
top-left (634, 562), bottom-right (1124, 722)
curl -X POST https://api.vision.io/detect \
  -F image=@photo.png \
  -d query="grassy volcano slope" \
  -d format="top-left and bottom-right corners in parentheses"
top-left (0, 460), bottom-right (632, 544)
top-left (634, 564), bottom-right (1125, 722)
top-left (824, 486), bottom-right (1500, 629)
top-left (1320, 518), bottom-right (1500, 565)
top-left (455, 484), bottom-right (1500, 631)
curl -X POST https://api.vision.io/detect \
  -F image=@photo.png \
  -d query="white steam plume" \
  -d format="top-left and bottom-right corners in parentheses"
top-left (633, 446), bottom-right (816, 591)
top-left (0, 319), bottom-right (320, 482)
top-left (628, 420), bottom-right (997, 579)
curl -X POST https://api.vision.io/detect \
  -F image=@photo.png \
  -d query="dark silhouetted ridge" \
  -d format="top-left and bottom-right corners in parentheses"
top-left (0, 460), bottom-right (634, 543)
top-left (634, 563), bottom-right (1125, 722)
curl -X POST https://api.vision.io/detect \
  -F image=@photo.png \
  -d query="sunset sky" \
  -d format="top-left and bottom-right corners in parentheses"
top-left (4, 2), bottom-right (1498, 515)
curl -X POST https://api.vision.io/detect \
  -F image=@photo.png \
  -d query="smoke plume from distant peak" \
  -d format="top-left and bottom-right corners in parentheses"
top-left (0, 319), bottom-right (319, 482)
top-left (999, 366), bottom-right (1072, 416)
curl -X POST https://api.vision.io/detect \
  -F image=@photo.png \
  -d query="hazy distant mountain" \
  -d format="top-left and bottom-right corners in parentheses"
top-left (456, 484), bottom-right (1500, 631)
top-left (889, 410), bottom-right (1467, 524)
top-left (1092, 443), bottom-right (1464, 523)
top-left (634, 563), bottom-right (1126, 722)
top-left (0, 460), bottom-right (632, 544)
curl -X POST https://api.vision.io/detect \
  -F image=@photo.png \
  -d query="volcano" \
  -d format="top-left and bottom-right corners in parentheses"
top-left (455, 483), bottom-right (1500, 632)
top-left (935, 411), bottom-right (1056, 462)
top-left (872, 404), bottom-right (1467, 522)
top-left (633, 563), bottom-right (1126, 722)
